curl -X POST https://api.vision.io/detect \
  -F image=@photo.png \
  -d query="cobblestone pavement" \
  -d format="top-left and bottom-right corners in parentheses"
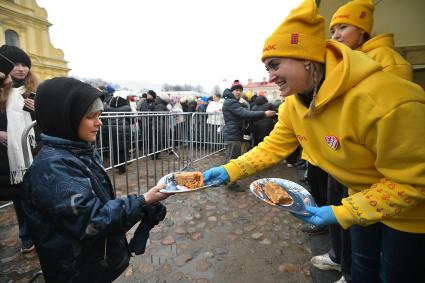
top-left (0, 152), bottom-right (314, 283)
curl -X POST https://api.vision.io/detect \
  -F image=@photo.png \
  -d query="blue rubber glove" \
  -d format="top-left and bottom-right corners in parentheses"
top-left (293, 206), bottom-right (338, 226)
top-left (203, 166), bottom-right (230, 186)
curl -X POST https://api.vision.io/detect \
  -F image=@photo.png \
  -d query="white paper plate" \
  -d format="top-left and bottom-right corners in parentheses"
top-left (250, 178), bottom-right (316, 216)
top-left (158, 172), bottom-right (217, 194)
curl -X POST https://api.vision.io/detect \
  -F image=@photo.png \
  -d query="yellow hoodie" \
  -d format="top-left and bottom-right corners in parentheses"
top-left (360, 33), bottom-right (413, 81)
top-left (302, 34), bottom-right (413, 164)
top-left (224, 40), bottom-right (425, 233)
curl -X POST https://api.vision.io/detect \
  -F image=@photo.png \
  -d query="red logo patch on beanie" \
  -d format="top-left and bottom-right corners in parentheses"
top-left (359, 11), bottom-right (367, 19)
top-left (291, 33), bottom-right (299, 44)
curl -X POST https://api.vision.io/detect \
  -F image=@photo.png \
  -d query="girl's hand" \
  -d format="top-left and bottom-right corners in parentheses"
top-left (24, 98), bottom-right (35, 111)
top-left (143, 184), bottom-right (171, 204)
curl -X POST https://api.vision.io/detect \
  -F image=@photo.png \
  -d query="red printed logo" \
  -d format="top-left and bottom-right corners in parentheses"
top-left (324, 135), bottom-right (339, 150)
top-left (296, 134), bottom-right (307, 142)
top-left (291, 33), bottom-right (299, 44)
top-left (359, 11), bottom-right (367, 19)
top-left (263, 44), bottom-right (277, 52)
top-left (332, 14), bottom-right (350, 20)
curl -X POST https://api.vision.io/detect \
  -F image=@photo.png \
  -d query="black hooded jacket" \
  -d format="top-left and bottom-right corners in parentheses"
top-left (102, 96), bottom-right (133, 164)
top-left (22, 78), bottom-right (164, 282)
top-left (251, 96), bottom-right (277, 145)
top-left (222, 89), bottom-right (266, 141)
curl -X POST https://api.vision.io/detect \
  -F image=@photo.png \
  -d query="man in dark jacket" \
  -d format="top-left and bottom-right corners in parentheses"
top-left (21, 77), bottom-right (169, 283)
top-left (222, 80), bottom-right (276, 191)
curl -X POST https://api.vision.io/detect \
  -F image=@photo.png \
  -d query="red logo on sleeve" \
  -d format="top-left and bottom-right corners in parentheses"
top-left (325, 135), bottom-right (339, 150)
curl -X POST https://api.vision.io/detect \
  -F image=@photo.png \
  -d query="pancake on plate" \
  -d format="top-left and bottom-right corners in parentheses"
top-left (174, 172), bottom-right (204, 189)
top-left (263, 182), bottom-right (293, 205)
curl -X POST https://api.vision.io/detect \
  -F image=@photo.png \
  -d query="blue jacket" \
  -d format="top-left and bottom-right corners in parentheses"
top-left (22, 135), bottom-right (149, 283)
top-left (222, 89), bottom-right (266, 141)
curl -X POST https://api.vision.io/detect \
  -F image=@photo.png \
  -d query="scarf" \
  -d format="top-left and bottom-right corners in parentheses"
top-left (6, 86), bottom-right (36, 184)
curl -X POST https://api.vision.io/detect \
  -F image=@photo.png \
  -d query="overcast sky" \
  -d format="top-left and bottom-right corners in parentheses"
top-left (36, 0), bottom-right (302, 93)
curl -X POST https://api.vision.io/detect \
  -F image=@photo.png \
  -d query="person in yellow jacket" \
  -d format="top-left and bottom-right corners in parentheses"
top-left (330, 0), bottom-right (412, 81)
top-left (316, 2), bottom-right (417, 281)
top-left (203, 0), bottom-right (425, 282)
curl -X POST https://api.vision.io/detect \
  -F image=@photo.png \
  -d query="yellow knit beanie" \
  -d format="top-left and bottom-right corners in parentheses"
top-left (245, 91), bottom-right (254, 101)
top-left (261, 0), bottom-right (326, 63)
top-left (330, 0), bottom-right (374, 34)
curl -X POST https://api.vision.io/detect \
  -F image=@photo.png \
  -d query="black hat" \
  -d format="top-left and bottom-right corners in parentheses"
top-left (230, 80), bottom-right (243, 92)
top-left (147, 90), bottom-right (157, 98)
top-left (109, 96), bottom-right (129, 108)
top-left (0, 45), bottom-right (31, 69)
top-left (35, 77), bottom-right (102, 141)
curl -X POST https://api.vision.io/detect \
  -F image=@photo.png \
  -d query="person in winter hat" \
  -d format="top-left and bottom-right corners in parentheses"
top-left (322, 2), bottom-right (415, 281)
top-left (220, 80), bottom-right (276, 191)
top-left (21, 77), bottom-right (170, 282)
top-left (326, 0), bottom-right (413, 277)
top-left (0, 45), bottom-right (39, 253)
top-left (330, 0), bottom-right (412, 80)
top-left (230, 79), bottom-right (243, 92)
top-left (203, 1), bottom-right (425, 282)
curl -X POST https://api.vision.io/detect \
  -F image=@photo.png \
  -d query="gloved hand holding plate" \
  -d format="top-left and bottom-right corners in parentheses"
top-left (250, 178), bottom-right (316, 216)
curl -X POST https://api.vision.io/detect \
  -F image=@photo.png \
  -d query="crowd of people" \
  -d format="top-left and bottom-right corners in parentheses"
top-left (0, 0), bottom-right (424, 282)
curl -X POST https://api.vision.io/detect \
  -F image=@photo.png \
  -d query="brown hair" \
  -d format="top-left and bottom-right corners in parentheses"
top-left (0, 78), bottom-right (12, 112)
top-left (22, 70), bottom-right (39, 97)
top-left (0, 70), bottom-right (39, 112)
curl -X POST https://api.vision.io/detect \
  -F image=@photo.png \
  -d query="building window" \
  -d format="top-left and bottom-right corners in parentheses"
top-left (5, 30), bottom-right (20, 47)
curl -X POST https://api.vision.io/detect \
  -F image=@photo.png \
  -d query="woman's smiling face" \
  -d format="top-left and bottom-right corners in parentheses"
top-left (264, 57), bottom-right (313, 98)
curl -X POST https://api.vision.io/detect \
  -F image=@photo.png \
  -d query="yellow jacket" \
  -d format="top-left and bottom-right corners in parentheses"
top-left (360, 33), bottom-right (413, 81)
top-left (224, 40), bottom-right (425, 233)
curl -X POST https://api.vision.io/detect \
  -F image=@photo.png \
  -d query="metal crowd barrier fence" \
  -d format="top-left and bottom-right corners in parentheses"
top-left (96, 111), bottom-right (225, 196)
top-left (9, 112), bottom-right (225, 207)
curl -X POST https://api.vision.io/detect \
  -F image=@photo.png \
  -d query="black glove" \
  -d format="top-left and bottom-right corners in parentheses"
top-left (129, 203), bottom-right (166, 255)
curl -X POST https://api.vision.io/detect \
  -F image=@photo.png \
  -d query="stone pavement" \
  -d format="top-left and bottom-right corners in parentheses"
top-left (0, 151), bottom-right (329, 283)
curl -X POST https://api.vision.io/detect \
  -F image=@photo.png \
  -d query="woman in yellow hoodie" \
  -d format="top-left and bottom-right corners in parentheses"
top-left (330, 0), bottom-right (412, 81)
top-left (312, 1), bottom-right (415, 282)
top-left (203, 0), bottom-right (425, 282)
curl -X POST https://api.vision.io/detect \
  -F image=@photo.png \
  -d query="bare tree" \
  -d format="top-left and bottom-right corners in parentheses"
top-left (161, 83), bottom-right (204, 92)
top-left (211, 85), bottom-right (221, 95)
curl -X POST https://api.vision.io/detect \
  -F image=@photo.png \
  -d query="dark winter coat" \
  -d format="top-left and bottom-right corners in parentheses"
top-left (102, 97), bottom-right (133, 165)
top-left (152, 97), bottom-right (169, 112)
top-left (222, 89), bottom-right (266, 141)
top-left (21, 135), bottom-right (151, 283)
top-left (137, 99), bottom-right (154, 112)
top-left (251, 96), bottom-right (277, 146)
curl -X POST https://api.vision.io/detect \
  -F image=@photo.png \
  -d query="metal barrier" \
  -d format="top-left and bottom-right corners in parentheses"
top-left (9, 112), bottom-right (225, 204)
top-left (96, 111), bottom-right (225, 195)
